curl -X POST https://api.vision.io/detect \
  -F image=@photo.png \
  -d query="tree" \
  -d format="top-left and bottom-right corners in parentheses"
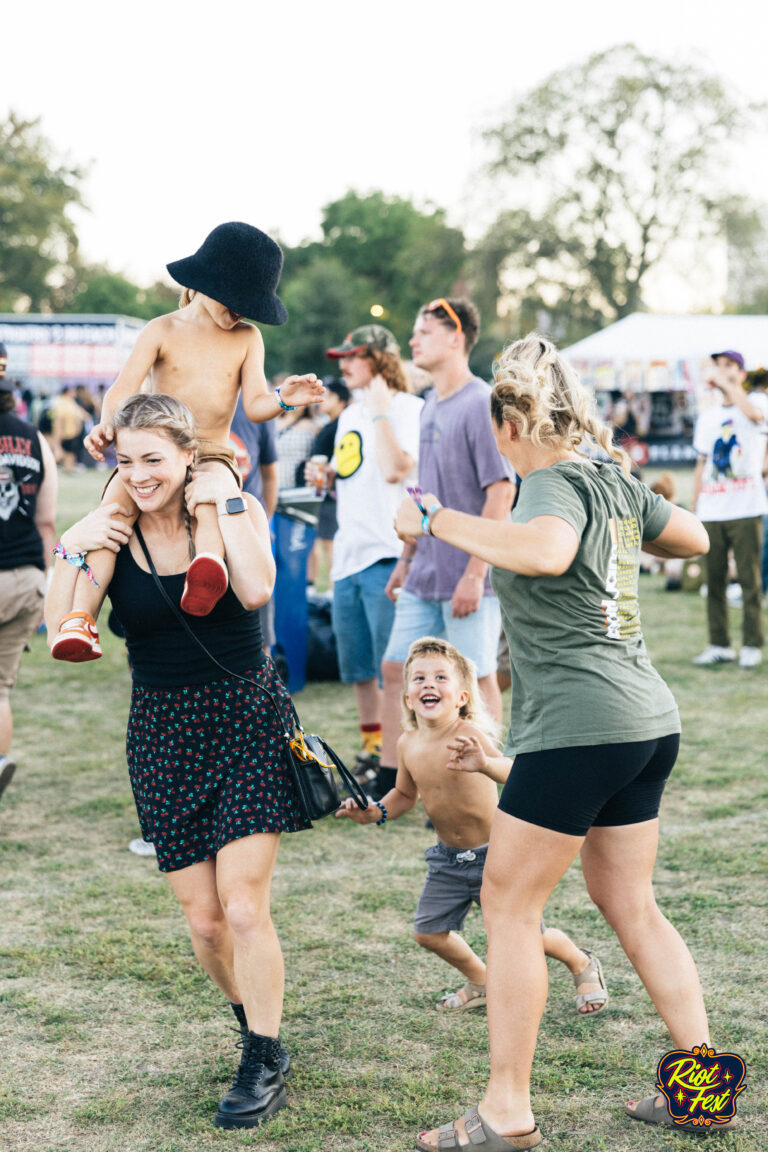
top-left (262, 255), bottom-right (377, 378)
top-left (62, 265), bottom-right (179, 319)
top-left (0, 112), bottom-right (85, 312)
top-left (473, 44), bottom-right (759, 343)
top-left (263, 191), bottom-right (468, 375)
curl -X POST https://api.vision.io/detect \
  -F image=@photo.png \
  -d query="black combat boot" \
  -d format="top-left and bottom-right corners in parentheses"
top-left (229, 1003), bottom-right (291, 1078)
top-left (214, 1030), bottom-right (286, 1129)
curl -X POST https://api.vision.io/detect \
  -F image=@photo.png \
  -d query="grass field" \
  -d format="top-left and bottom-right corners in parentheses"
top-left (1, 470), bottom-right (765, 1152)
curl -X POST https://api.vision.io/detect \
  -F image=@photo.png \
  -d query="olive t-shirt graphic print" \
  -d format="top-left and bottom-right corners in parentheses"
top-left (491, 461), bottom-right (680, 755)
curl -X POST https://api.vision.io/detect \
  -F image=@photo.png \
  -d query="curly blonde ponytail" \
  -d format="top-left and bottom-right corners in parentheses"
top-left (490, 334), bottom-right (631, 476)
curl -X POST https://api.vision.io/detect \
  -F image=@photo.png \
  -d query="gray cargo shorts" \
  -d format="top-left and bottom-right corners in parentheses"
top-left (413, 840), bottom-right (488, 934)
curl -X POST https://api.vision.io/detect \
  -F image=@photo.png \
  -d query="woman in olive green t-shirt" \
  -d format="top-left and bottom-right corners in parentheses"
top-left (396, 336), bottom-right (730, 1149)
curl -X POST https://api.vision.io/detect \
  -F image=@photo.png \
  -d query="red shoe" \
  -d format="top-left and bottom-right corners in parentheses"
top-left (51, 611), bottom-right (103, 662)
top-left (180, 553), bottom-right (229, 616)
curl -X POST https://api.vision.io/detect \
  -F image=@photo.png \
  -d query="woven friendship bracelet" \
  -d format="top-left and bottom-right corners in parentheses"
top-left (53, 542), bottom-right (100, 587)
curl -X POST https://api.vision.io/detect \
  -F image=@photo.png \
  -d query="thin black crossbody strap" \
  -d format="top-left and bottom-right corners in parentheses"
top-left (133, 524), bottom-right (294, 736)
top-left (132, 525), bottom-right (367, 810)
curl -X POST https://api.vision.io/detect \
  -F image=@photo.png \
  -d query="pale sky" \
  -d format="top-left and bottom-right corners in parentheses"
top-left (4, 0), bottom-right (767, 309)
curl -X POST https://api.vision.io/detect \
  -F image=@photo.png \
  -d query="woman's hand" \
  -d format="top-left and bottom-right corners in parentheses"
top-left (394, 491), bottom-right (440, 543)
top-left (60, 503), bottom-right (133, 555)
top-left (367, 375), bottom-right (392, 418)
top-left (446, 734), bottom-right (488, 774)
top-left (334, 797), bottom-right (378, 823)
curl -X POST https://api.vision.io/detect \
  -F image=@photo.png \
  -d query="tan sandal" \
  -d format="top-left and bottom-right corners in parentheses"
top-left (416, 1104), bottom-right (542, 1150)
top-left (573, 948), bottom-right (608, 1014)
top-left (51, 611), bottom-right (102, 662)
top-left (436, 980), bottom-right (486, 1013)
top-left (625, 1091), bottom-right (737, 1130)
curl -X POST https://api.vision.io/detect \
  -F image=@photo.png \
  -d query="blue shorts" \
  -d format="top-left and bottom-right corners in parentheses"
top-left (331, 559), bottom-right (397, 684)
top-left (383, 590), bottom-right (501, 678)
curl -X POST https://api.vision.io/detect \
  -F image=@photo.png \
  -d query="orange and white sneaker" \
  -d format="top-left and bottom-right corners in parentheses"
top-left (51, 611), bottom-right (103, 662)
top-left (180, 553), bottom-right (229, 616)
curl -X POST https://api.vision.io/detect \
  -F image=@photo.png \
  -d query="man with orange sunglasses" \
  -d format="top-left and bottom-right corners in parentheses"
top-left (375, 298), bottom-right (516, 802)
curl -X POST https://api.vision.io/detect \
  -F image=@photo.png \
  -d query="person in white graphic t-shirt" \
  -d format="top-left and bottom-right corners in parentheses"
top-left (692, 349), bottom-right (768, 668)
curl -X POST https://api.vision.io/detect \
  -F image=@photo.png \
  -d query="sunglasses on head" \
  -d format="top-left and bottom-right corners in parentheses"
top-left (426, 297), bottom-right (463, 333)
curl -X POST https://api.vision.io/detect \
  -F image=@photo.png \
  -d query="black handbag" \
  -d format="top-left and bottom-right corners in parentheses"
top-left (133, 526), bottom-right (367, 824)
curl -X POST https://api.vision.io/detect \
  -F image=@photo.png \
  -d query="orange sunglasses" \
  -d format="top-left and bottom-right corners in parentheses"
top-left (426, 297), bottom-right (463, 333)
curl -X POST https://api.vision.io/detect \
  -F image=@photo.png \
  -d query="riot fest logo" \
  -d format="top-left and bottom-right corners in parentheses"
top-left (657, 1044), bottom-right (746, 1128)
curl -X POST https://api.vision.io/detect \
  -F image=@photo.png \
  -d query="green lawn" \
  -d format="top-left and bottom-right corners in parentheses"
top-left (0, 470), bottom-right (764, 1151)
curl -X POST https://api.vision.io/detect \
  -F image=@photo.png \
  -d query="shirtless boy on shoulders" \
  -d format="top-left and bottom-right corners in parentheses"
top-left (337, 637), bottom-right (608, 1016)
top-left (51, 222), bottom-right (324, 661)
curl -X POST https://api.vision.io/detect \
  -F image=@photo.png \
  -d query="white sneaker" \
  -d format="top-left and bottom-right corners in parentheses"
top-left (693, 645), bottom-right (736, 665)
top-left (128, 838), bottom-right (156, 856)
top-left (739, 646), bottom-right (762, 668)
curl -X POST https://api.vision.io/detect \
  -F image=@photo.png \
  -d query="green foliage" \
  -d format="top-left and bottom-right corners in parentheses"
top-left (473, 43), bottom-right (760, 343)
top-left (63, 265), bottom-right (179, 320)
top-left (265, 191), bottom-right (467, 374)
top-left (262, 255), bottom-right (376, 378)
top-left (0, 111), bottom-right (85, 311)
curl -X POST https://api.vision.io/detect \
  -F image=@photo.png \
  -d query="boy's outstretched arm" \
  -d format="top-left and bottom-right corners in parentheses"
top-left (240, 327), bottom-right (325, 422)
top-left (84, 321), bottom-right (165, 461)
top-left (446, 730), bottom-right (512, 785)
top-left (335, 739), bottom-right (419, 823)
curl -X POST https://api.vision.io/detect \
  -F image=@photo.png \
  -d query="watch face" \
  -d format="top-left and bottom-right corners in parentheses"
top-left (225, 496), bottom-right (247, 514)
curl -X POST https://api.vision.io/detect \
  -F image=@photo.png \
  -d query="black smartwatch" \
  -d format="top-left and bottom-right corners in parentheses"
top-left (216, 496), bottom-right (247, 516)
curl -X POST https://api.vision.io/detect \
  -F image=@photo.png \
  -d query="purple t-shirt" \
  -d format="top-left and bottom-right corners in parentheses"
top-left (405, 377), bottom-right (515, 600)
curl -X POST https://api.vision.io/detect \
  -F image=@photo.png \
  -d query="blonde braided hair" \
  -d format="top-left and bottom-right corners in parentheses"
top-left (490, 333), bottom-right (631, 475)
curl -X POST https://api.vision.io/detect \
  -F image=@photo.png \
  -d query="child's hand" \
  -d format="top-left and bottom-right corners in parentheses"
top-left (185, 472), bottom-right (232, 515)
top-left (334, 797), bottom-right (377, 823)
top-left (59, 503), bottom-right (133, 555)
top-left (446, 734), bottom-right (487, 774)
top-left (279, 374), bottom-right (326, 407)
top-left (84, 422), bottom-right (115, 463)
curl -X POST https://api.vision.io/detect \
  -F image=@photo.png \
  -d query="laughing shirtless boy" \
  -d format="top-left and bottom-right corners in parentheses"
top-left (50, 222), bottom-right (324, 661)
top-left (336, 636), bottom-right (608, 1015)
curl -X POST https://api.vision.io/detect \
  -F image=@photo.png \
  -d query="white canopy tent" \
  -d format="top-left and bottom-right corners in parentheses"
top-left (563, 313), bottom-right (768, 394)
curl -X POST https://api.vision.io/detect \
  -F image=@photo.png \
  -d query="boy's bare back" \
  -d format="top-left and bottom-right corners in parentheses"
top-left (398, 721), bottom-right (502, 850)
top-left (147, 310), bottom-right (258, 442)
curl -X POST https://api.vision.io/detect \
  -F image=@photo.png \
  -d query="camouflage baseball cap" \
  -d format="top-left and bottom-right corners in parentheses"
top-left (326, 324), bottom-right (399, 359)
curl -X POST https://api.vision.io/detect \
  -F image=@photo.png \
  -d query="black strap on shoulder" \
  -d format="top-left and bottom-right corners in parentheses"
top-left (132, 524), bottom-right (367, 809)
top-left (133, 523), bottom-right (292, 733)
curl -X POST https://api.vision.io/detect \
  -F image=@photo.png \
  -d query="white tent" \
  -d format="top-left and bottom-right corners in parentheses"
top-left (562, 313), bottom-right (768, 394)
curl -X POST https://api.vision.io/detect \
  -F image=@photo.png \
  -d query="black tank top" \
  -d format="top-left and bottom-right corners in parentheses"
top-left (0, 411), bottom-right (45, 571)
top-left (108, 543), bottom-right (265, 688)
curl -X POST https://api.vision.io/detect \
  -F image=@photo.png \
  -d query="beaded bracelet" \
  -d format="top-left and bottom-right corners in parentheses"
top-left (275, 387), bottom-right (297, 412)
top-left (375, 800), bottom-right (388, 825)
top-left (52, 541), bottom-right (100, 587)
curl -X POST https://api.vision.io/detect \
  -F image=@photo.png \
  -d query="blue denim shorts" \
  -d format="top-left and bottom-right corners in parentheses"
top-left (331, 559), bottom-right (397, 684)
top-left (383, 590), bottom-right (501, 677)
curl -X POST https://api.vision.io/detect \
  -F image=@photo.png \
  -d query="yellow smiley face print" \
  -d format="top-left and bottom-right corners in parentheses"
top-left (335, 430), bottom-right (363, 479)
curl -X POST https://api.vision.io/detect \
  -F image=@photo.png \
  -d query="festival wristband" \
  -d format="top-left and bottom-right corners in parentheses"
top-left (53, 541), bottom-right (100, 587)
top-left (425, 503), bottom-right (444, 536)
top-left (275, 387), bottom-right (297, 412)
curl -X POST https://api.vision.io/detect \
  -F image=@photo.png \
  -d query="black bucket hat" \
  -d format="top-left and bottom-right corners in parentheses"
top-left (166, 222), bottom-right (288, 326)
